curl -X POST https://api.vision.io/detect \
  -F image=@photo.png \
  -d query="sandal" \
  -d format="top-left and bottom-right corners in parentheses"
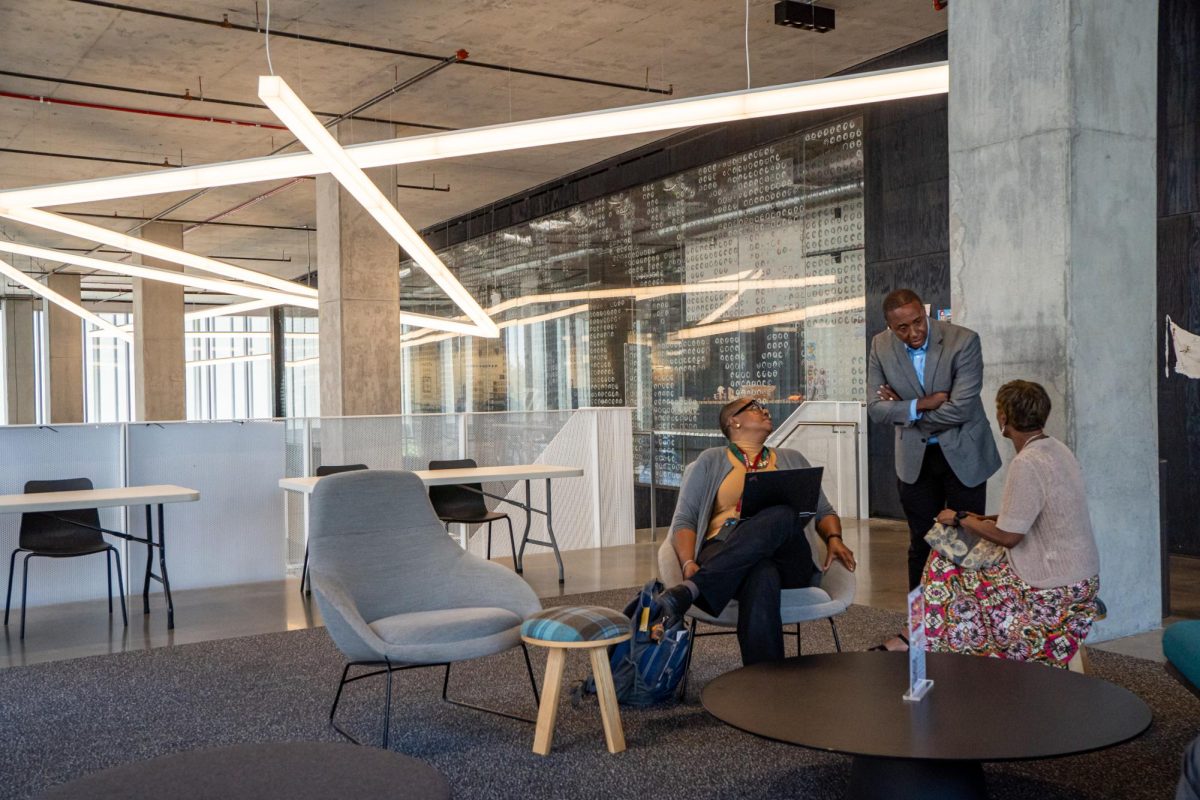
top-left (869, 632), bottom-right (909, 652)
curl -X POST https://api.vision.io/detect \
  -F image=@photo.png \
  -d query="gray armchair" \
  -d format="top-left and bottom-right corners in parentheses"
top-left (308, 469), bottom-right (542, 747)
top-left (657, 522), bottom-right (855, 695)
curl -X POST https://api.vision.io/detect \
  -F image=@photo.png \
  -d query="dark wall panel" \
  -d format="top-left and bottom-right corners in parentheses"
top-left (1158, 0), bottom-right (1200, 558)
top-left (862, 36), bottom-right (949, 519)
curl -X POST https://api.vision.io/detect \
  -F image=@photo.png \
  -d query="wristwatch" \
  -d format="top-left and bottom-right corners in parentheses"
top-left (953, 510), bottom-right (970, 526)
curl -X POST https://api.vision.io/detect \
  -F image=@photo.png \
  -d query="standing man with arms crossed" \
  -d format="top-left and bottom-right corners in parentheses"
top-left (867, 289), bottom-right (1001, 589)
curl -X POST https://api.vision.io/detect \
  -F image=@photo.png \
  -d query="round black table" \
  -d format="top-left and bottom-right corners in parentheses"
top-left (36, 741), bottom-right (450, 800)
top-left (702, 651), bottom-right (1151, 800)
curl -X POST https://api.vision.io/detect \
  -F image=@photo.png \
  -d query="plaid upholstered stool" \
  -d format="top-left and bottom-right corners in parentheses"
top-left (521, 605), bottom-right (631, 755)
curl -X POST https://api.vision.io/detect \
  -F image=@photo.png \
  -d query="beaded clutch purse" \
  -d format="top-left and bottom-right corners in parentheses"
top-left (923, 521), bottom-right (1007, 570)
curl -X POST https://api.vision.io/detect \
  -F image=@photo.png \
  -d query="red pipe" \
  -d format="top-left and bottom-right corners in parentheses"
top-left (0, 90), bottom-right (286, 130)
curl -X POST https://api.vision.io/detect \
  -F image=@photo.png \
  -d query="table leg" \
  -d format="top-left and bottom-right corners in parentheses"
top-left (532, 648), bottom-right (566, 756)
top-left (142, 505), bottom-right (153, 615)
top-left (545, 478), bottom-right (564, 584)
top-left (847, 756), bottom-right (985, 800)
top-left (589, 646), bottom-right (626, 754)
top-left (157, 504), bottom-right (174, 630)
top-left (515, 480), bottom-right (532, 574)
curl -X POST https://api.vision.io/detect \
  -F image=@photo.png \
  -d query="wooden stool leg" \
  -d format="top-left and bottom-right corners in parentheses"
top-left (1068, 644), bottom-right (1091, 674)
top-left (532, 648), bottom-right (567, 755)
top-left (589, 646), bottom-right (626, 754)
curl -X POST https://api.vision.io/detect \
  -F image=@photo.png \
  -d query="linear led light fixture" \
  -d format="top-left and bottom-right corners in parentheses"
top-left (0, 63), bottom-right (948, 209)
top-left (400, 274), bottom-right (837, 342)
top-left (0, 241), bottom-right (318, 310)
top-left (258, 75), bottom-right (498, 339)
top-left (674, 297), bottom-right (866, 340)
top-left (0, 208), bottom-right (317, 299)
top-left (402, 304), bottom-right (590, 349)
top-left (0, 257), bottom-right (133, 343)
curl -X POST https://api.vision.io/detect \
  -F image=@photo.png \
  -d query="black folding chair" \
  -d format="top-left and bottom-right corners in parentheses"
top-left (4, 478), bottom-right (127, 639)
top-left (300, 464), bottom-right (368, 597)
top-left (427, 459), bottom-right (515, 563)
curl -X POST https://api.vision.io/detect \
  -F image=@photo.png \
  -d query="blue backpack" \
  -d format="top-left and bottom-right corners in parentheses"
top-left (585, 579), bottom-right (692, 706)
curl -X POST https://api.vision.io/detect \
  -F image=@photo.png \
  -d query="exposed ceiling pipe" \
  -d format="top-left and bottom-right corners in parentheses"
top-left (0, 146), bottom-right (177, 168)
top-left (0, 90), bottom-right (286, 130)
top-left (180, 177), bottom-right (311, 235)
top-left (68, 0), bottom-right (673, 96)
top-left (0, 70), bottom-right (453, 132)
top-left (62, 211), bottom-right (311, 232)
top-left (53, 247), bottom-right (293, 262)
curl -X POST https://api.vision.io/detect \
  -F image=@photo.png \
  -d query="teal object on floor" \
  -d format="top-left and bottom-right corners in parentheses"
top-left (1164, 620), bottom-right (1200, 690)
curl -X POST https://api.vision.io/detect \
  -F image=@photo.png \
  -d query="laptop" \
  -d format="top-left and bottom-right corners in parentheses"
top-left (740, 466), bottom-right (825, 520)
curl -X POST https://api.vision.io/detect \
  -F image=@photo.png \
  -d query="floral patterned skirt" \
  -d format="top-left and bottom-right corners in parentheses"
top-left (923, 553), bottom-right (1100, 669)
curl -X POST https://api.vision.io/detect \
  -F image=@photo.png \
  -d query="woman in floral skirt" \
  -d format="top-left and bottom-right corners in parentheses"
top-left (924, 380), bottom-right (1101, 668)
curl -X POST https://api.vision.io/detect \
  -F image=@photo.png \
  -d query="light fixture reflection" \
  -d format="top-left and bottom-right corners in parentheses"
top-left (673, 297), bottom-right (865, 340)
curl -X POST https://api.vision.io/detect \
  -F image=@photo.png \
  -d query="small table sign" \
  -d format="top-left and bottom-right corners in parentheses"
top-left (903, 586), bottom-right (934, 702)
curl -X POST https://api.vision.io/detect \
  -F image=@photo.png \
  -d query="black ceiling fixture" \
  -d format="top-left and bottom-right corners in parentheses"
top-left (773, 1), bottom-right (836, 32)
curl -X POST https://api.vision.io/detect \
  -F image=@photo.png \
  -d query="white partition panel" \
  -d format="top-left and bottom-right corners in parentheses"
top-left (0, 424), bottom-right (124, 606)
top-left (474, 408), bottom-right (635, 559)
top-left (125, 421), bottom-right (285, 592)
top-left (595, 408), bottom-right (636, 548)
top-left (769, 401), bottom-right (868, 519)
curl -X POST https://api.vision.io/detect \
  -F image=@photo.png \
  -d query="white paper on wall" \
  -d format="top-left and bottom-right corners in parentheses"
top-left (1166, 316), bottom-right (1200, 379)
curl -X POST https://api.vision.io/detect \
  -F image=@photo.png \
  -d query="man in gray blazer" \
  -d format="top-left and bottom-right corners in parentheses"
top-left (867, 289), bottom-right (1001, 589)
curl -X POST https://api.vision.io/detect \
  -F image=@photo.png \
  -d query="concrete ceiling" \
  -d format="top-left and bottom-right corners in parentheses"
top-left (0, 0), bottom-right (945, 304)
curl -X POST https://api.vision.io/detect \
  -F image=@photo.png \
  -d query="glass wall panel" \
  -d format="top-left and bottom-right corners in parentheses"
top-left (185, 314), bottom-right (272, 420)
top-left (400, 115), bottom-right (866, 488)
top-left (283, 310), bottom-right (319, 418)
top-left (84, 313), bottom-right (133, 423)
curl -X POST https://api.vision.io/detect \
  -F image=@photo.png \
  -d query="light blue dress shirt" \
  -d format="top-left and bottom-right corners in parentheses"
top-left (906, 334), bottom-right (937, 444)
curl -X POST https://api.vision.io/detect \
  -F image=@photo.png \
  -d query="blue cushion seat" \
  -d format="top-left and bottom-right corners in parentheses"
top-left (1164, 620), bottom-right (1200, 691)
top-left (521, 605), bottom-right (628, 644)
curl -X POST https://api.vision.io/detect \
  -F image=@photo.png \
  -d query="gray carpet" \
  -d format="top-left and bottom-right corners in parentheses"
top-left (0, 589), bottom-right (1195, 800)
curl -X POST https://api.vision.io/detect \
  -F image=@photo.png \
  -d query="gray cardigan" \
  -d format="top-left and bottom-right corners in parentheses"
top-left (669, 446), bottom-right (837, 560)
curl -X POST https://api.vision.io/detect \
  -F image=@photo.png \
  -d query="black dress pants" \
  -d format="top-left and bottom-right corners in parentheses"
top-left (692, 505), bottom-right (816, 666)
top-left (898, 443), bottom-right (987, 590)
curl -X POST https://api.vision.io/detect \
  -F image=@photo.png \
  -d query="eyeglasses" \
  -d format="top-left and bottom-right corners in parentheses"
top-left (732, 399), bottom-right (769, 418)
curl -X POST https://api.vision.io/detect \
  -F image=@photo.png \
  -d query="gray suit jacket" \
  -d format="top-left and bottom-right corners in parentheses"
top-left (866, 318), bottom-right (1000, 488)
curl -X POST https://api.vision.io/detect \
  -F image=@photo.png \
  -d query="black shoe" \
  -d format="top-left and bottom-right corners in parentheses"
top-left (655, 584), bottom-right (694, 626)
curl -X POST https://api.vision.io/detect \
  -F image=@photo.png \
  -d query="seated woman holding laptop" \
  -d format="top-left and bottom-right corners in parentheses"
top-left (882, 380), bottom-right (1102, 669)
top-left (656, 396), bottom-right (856, 666)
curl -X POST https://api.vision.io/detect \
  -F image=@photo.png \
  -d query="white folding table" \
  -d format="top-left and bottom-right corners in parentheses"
top-left (279, 464), bottom-right (583, 583)
top-left (0, 484), bottom-right (199, 629)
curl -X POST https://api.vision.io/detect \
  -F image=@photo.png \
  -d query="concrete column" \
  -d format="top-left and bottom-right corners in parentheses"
top-left (46, 273), bottom-right (84, 423)
top-left (949, 0), bottom-right (1159, 638)
top-left (316, 120), bottom-right (401, 418)
top-left (134, 222), bottom-right (185, 421)
top-left (3, 297), bottom-right (37, 424)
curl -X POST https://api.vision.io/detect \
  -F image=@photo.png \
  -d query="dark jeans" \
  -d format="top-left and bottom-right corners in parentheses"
top-left (692, 505), bottom-right (816, 666)
top-left (898, 443), bottom-right (987, 590)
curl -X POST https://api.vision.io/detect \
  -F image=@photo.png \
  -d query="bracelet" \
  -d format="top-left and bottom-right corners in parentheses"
top-left (683, 559), bottom-right (698, 570)
top-left (825, 534), bottom-right (843, 542)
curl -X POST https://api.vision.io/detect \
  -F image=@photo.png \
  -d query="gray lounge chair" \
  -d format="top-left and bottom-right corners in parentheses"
top-left (308, 469), bottom-right (542, 747)
top-left (658, 522), bottom-right (855, 696)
